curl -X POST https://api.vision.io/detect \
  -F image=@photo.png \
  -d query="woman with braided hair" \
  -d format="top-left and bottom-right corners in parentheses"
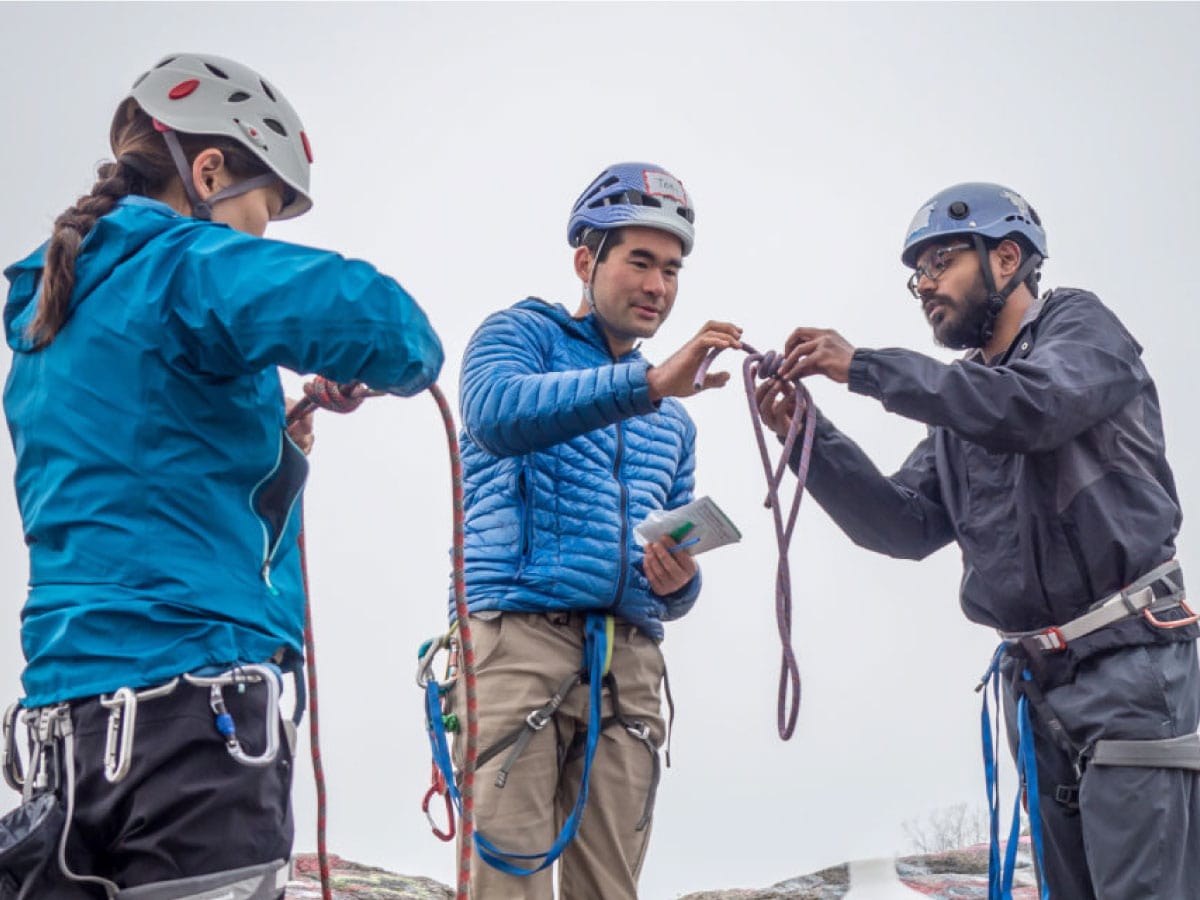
top-left (1, 53), bottom-right (442, 898)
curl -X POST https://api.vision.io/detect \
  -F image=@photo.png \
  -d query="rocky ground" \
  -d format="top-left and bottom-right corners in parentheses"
top-left (286, 841), bottom-right (1038, 899)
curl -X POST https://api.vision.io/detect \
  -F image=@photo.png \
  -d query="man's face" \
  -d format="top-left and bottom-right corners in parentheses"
top-left (588, 226), bottom-right (683, 349)
top-left (911, 242), bottom-right (991, 350)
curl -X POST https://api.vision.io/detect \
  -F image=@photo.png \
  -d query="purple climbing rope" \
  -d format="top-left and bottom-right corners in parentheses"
top-left (694, 344), bottom-right (816, 740)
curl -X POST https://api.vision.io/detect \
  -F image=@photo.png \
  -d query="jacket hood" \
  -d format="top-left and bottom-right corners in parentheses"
top-left (4, 197), bottom-right (197, 352)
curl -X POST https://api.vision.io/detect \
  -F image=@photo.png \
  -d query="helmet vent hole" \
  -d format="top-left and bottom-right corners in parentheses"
top-left (585, 174), bottom-right (624, 200)
top-left (227, 91), bottom-right (251, 103)
top-left (260, 80), bottom-right (277, 102)
top-left (154, 57), bottom-right (177, 69)
top-left (205, 63), bottom-right (230, 79)
top-left (132, 72), bottom-right (149, 89)
top-left (263, 118), bottom-right (288, 137)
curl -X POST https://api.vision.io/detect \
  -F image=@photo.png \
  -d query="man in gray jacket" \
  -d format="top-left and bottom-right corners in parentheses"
top-left (756, 182), bottom-right (1198, 900)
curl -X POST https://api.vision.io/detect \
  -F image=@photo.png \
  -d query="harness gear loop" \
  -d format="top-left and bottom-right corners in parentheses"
top-left (693, 343), bottom-right (816, 741)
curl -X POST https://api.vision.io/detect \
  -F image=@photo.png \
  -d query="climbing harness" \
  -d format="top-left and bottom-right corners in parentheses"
top-left (287, 377), bottom-right (479, 900)
top-left (976, 559), bottom-right (1195, 900)
top-left (1, 665), bottom-right (288, 900)
top-left (999, 559), bottom-right (1194, 652)
top-left (423, 612), bottom-right (618, 876)
top-left (693, 342), bottom-right (816, 740)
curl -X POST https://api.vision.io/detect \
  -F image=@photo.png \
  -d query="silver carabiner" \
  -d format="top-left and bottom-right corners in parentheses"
top-left (101, 687), bottom-right (137, 784)
top-left (416, 633), bottom-right (458, 693)
top-left (186, 664), bottom-right (281, 767)
top-left (2, 702), bottom-right (24, 791)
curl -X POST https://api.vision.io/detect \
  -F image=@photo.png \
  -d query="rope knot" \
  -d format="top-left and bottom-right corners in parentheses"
top-left (302, 377), bottom-right (366, 414)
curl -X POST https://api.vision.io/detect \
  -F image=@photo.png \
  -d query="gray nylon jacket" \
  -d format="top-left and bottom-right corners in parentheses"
top-left (796, 288), bottom-right (1193, 661)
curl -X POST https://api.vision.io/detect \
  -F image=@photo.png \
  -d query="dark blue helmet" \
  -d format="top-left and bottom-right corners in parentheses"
top-left (568, 162), bottom-right (695, 256)
top-left (902, 182), bottom-right (1047, 268)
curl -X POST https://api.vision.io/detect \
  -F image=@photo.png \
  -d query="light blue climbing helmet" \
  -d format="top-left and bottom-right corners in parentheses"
top-left (567, 162), bottom-right (696, 256)
top-left (901, 182), bottom-right (1047, 267)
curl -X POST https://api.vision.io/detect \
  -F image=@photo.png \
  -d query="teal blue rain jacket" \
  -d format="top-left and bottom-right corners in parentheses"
top-left (4, 197), bottom-right (443, 706)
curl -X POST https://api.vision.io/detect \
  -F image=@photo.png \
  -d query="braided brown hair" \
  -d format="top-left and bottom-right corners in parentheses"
top-left (30, 98), bottom-right (271, 348)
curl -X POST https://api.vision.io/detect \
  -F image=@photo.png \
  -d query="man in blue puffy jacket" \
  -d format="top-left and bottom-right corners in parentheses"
top-left (756, 183), bottom-right (1199, 900)
top-left (451, 162), bottom-right (741, 899)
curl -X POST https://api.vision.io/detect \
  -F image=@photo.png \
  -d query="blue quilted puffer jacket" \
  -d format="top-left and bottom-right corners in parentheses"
top-left (455, 298), bottom-right (701, 640)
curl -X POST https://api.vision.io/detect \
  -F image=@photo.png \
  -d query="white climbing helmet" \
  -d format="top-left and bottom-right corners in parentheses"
top-left (129, 52), bottom-right (313, 219)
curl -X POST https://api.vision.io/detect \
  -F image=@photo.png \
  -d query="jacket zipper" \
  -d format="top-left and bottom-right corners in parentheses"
top-left (609, 420), bottom-right (629, 610)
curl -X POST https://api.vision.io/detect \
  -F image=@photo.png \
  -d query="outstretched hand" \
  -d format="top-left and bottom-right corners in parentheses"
top-left (778, 327), bottom-right (856, 384)
top-left (647, 320), bottom-right (743, 401)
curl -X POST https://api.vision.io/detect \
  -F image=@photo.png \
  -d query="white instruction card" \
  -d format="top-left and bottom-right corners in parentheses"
top-left (633, 496), bottom-right (742, 556)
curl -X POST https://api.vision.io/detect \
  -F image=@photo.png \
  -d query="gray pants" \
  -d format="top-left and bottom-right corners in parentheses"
top-left (1003, 641), bottom-right (1200, 900)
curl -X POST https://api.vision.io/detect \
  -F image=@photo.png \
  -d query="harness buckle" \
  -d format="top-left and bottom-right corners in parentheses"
top-left (624, 720), bottom-right (650, 742)
top-left (1038, 626), bottom-right (1067, 652)
top-left (526, 709), bottom-right (551, 731)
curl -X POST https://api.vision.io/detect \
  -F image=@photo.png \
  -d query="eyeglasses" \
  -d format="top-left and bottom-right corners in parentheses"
top-left (906, 242), bottom-right (972, 298)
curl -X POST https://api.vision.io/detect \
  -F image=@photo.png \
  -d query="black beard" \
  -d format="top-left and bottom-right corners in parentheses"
top-left (931, 274), bottom-right (992, 350)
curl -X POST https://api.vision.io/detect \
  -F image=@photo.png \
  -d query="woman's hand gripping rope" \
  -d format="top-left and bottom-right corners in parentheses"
top-left (286, 375), bottom-right (479, 900)
top-left (692, 344), bottom-right (817, 741)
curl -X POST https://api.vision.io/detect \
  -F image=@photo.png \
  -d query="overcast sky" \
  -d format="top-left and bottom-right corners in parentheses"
top-left (2, 3), bottom-right (1198, 898)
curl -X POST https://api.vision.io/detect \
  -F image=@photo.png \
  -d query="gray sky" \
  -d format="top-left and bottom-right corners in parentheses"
top-left (2, 3), bottom-right (1198, 897)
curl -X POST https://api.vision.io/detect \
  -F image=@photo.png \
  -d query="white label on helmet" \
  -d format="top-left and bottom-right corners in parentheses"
top-left (643, 171), bottom-right (687, 205)
top-left (906, 202), bottom-right (936, 240)
top-left (1000, 189), bottom-right (1031, 220)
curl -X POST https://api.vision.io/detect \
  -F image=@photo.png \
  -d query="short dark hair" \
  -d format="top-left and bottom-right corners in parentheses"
top-left (579, 227), bottom-right (625, 264)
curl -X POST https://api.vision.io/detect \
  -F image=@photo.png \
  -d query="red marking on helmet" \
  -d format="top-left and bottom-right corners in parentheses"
top-left (152, 119), bottom-right (170, 133)
top-left (249, 128), bottom-right (258, 137)
top-left (168, 79), bottom-right (200, 100)
top-left (301, 131), bottom-right (314, 163)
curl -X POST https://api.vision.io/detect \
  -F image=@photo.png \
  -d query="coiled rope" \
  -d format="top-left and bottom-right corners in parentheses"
top-left (287, 377), bottom-right (478, 900)
top-left (694, 344), bottom-right (816, 740)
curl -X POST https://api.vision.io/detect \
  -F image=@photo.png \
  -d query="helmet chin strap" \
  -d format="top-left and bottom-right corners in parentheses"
top-left (970, 234), bottom-right (1043, 348)
top-left (159, 127), bottom-right (277, 222)
top-left (584, 229), bottom-right (610, 314)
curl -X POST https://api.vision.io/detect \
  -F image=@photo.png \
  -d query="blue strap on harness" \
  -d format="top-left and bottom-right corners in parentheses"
top-left (425, 612), bottom-right (610, 875)
top-left (979, 644), bottom-right (1051, 900)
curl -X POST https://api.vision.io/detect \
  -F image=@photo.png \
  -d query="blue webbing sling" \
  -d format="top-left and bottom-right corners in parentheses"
top-left (425, 612), bottom-right (611, 875)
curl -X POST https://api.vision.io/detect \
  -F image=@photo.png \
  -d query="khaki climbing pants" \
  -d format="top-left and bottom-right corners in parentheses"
top-left (451, 611), bottom-right (667, 900)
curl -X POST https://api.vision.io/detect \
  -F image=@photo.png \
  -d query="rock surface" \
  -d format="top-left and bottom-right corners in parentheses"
top-left (286, 841), bottom-right (1038, 899)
